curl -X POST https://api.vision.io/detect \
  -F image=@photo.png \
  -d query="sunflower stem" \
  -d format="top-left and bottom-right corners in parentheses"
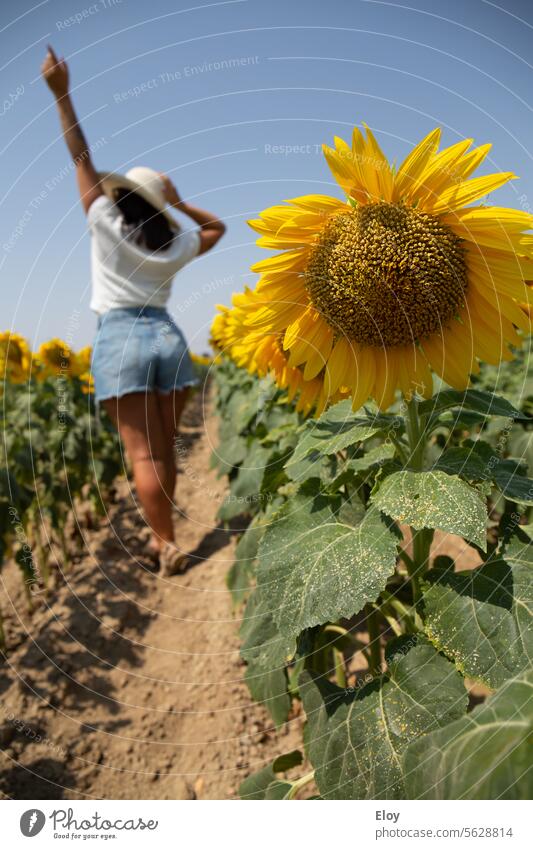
top-left (405, 396), bottom-right (426, 471)
top-left (404, 396), bottom-right (432, 606)
top-left (287, 771), bottom-right (315, 800)
top-left (389, 433), bottom-right (409, 465)
top-left (334, 647), bottom-right (347, 688)
top-left (365, 604), bottom-right (382, 675)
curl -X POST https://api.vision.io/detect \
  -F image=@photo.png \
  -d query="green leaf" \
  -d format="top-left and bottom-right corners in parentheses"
top-left (286, 400), bottom-right (385, 470)
top-left (284, 449), bottom-right (338, 486)
top-left (372, 470), bottom-right (488, 549)
top-left (300, 642), bottom-right (467, 799)
top-left (260, 441), bottom-right (296, 496)
top-left (226, 513), bottom-right (269, 605)
top-left (433, 446), bottom-right (488, 479)
top-left (239, 750), bottom-right (303, 800)
top-left (419, 388), bottom-right (529, 422)
top-left (403, 666), bottom-right (533, 799)
top-left (240, 591), bottom-right (291, 727)
top-left (256, 482), bottom-right (399, 663)
top-left (224, 380), bottom-right (268, 433)
top-left (348, 442), bottom-right (397, 472)
top-left (434, 442), bottom-right (533, 505)
top-left (211, 429), bottom-right (247, 475)
top-left (470, 441), bottom-right (533, 505)
top-left (508, 429), bottom-right (533, 475)
top-left (422, 538), bottom-right (533, 688)
top-left (218, 443), bottom-right (271, 520)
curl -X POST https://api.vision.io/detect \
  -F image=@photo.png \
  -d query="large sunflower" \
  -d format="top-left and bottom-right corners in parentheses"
top-left (213, 289), bottom-right (347, 413)
top-left (229, 124), bottom-right (533, 411)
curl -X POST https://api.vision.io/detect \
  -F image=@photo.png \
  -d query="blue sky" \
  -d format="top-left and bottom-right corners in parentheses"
top-left (1, 0), bottom-right (532, 353)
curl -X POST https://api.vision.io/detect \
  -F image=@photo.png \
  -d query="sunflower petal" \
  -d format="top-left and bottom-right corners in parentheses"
top-left (394, 127), bottom-right (442, 201)
top-left (428, 172), bottom-right (516, 213)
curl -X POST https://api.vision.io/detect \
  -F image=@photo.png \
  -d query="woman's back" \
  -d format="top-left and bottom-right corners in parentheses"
top-left (88, 195), bottom-right (200, 314)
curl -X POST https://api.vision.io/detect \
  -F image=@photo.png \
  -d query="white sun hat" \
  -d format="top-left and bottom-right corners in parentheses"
top-left (97, 166), bottom-right (178, 226)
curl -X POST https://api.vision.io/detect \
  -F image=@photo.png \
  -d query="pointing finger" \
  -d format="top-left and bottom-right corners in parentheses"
top-left (47, 44), bottom-right (59, 63)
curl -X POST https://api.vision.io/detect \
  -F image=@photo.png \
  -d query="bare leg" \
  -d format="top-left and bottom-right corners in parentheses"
top-left (157, 388), bottom-right (190, 502)
top-left (102, 393), bottom-right (174, 550)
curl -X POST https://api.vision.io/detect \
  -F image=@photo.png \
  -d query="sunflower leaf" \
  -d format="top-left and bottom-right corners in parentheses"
top-left (285, 399), bottom-right (396, 470)
top-left (403, 666), bottom-right (533, 799)
top-left (239, 750), bottom-right (303, 800)
top-left (227, 511), bottom-right (274, 606)
top-left (300, 642), bottom-right (467, 800)
top-left (240, 591), bottom-right (291, 727)
top-left (422, 536), bottom-right (533, 688)
top-left (255, 481), bottom-right (399, 663)
top-left (371, 470), bottom-right (488, 549)
top-left (419, 388), bottom-right (529, 423)
top-left (217, 443), bottom-right (271, 520)
top-left (435, 441), bottom-right (533, 504)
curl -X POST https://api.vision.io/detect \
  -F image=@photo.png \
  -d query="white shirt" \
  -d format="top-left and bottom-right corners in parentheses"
top-left (88, 195), bottom-right (200, 314)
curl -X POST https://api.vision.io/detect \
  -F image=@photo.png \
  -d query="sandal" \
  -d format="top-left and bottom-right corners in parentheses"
top-left (159, 542), bottom-right (189, 576)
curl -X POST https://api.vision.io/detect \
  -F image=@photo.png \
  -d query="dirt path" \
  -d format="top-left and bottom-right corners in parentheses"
top-left (0, 387), bottom-right (302, 800)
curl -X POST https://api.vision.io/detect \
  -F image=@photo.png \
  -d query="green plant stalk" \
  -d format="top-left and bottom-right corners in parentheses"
top-left (323, 625), bottom-right (371, 664)
top-left (380, 589), bottom-right (415, 622)
top-left (334, 647), bottom-right (347, 688)
top-left (389, 432), bottom-right (409, 465)
top-left (398, 548), bottom-right (415, 571)
top-left (376, 606), bottom-right (403, 636)
top-left (365, 604), bottom-right (382, 675)
top-left (286, 770), bottom-right (315, 800)
top-left (405, 396), bottom-right (425, 471)
top-left (404, 396), bottom-right (432, 601)
top-left (324, 624), bottom-right (368, 652)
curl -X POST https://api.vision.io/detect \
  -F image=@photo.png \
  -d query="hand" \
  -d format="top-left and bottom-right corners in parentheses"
top-left (159, 173), bottom-right (184, 208)
top-left (41, 45), bottom-right (69, 98)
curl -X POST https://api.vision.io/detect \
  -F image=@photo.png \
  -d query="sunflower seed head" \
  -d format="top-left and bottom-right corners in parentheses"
top-left (305, 202), bottom-right (468, 347)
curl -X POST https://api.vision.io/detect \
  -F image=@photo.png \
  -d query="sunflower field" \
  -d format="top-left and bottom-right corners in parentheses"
top-left (0, 332), bottom-right (122, 647)
top-left (211, 124), bottom-right (533, 800)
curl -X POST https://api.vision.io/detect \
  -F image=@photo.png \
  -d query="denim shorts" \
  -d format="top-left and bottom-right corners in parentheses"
top-left (91, 306), bottom-right (198, 403)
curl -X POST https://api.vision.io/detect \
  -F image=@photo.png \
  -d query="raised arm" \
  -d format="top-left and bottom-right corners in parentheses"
top-left (41, 46), bottom-right (103, 214)
top-left (160, 175), bottom-right (226, 255)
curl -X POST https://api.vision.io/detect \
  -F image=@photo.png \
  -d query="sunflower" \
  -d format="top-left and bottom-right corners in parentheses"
top-left (210, 308), bottom-right (231, 352)
top-left (38, 338), bottom-right (77, 378)
top-left (212, 289), bottom-right (343, 413)
top-left (74, 345), bottom-right (92, 377)
top-left (31, 353), bottom-right (48, 382)
top-left (0, 331), bottom-right (32, 384)
top-left (78, 371), bottom-right (94, 394)
top-left (231, 124), bottom-right (533, 411)
top-left (190, 353), bottom-right (213, 367)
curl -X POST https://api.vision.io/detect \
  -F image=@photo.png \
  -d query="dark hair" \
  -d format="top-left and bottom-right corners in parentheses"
top-left (113, 188), bottom-right (176, 253)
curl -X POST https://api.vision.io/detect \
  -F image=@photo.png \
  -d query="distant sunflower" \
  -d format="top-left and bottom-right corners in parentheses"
top-left (74, 345), bottom-right (92, 377)
top-left (190, 353), bottom-right (213, 368)
top-left (0, 331), bottom-right (31, 384)
top-left (237, 124), bottom-right (532, 410)
top-left (78, 371), bottom-right (94, 394)
top-left (38, 338), bottom-right (76, 378)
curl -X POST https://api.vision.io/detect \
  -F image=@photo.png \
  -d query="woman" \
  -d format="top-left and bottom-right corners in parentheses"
top-left (42, 47), bottom-right (225, 574)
